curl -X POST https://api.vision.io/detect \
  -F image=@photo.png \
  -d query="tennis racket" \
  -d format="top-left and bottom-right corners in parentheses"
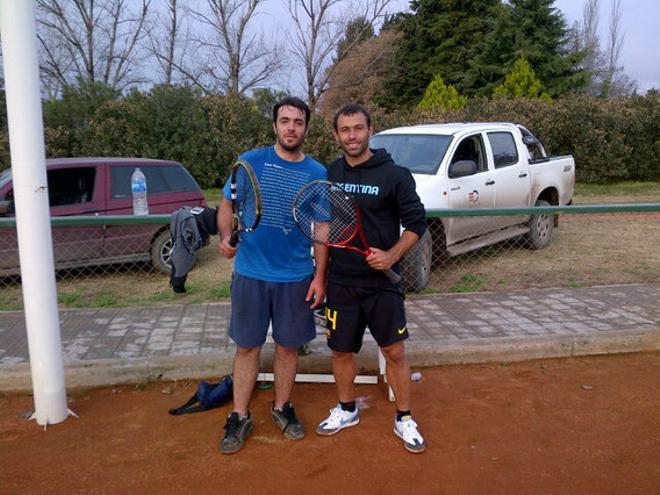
top-left (292, 179), bottom-right (401, 285)
top-left (228, 159), bottom-right (262, 247)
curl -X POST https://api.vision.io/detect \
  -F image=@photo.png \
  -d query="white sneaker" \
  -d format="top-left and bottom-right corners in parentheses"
top-left (316, 404), bottom-right (359, 436)
top-left (394, 415), bottom-right (426, 453)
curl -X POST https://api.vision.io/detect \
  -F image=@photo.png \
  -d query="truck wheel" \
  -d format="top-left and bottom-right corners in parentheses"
top-left (151, 229), bottom-right (174, 274)
top-left (524, 199), bottom-right (553, 249)
top-left (401, 230), bottom-right (432, 292)
top-left (430, 219), bottom-right (448, 267)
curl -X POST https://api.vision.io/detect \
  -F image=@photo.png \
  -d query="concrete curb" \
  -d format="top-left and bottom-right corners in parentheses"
top-left (406, 329), bottom-right (660, 366)
top-left (2, 330), bottom-right (657, 393)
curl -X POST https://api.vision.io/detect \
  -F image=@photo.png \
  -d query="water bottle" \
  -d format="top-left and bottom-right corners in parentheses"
top-left (131, 167), bottom-right (149, 215)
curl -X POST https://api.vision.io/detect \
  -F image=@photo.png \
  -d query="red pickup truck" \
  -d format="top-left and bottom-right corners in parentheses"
top-left (0, 157), bottom-right (206, 276)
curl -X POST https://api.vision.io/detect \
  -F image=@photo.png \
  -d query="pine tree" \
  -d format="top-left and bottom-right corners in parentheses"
top-left (465, 0), bottom-right (587, 97)
top-left (493, 58), bottom-right (551, 100)
top-left (380, 0), bottom-right (502, 108)
top-left (417, 75), bottom-right (467, 110)
top-left (508, 0), bottom-right (586, 96)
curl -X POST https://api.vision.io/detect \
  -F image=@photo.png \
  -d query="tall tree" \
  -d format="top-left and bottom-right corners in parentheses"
top-left (36, 0), bottom-right (151, 96)
top-left (466, 0), bottom-right (586, 98)
top-left (146, 0), bottom-right (191, 86)
top-left (600, 0), bottom-right (635, 96)
top-left (319, 30), bottom-right (400, 114)
top-left (336, 16), bottom-right (374, 61)
top-left (574, 0), bottom-right (606, 95)
top-left (582, 0), bottom-right (601, 71)
top-left (188, 0), bottom-right (282, 95)
top-left (507, 0), bottom-right (586, 96)
top-left (287, 0), bottom-right (393, 112)
top-left (381, 0), bottom-right (501, 108)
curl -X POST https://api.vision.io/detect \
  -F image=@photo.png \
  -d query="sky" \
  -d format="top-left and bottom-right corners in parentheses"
top-left (553, 0), bottom-right (659, 92)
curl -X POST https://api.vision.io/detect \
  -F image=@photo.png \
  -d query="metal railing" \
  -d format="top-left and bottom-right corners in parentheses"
top-left (1, 203), bottom-right (659, 310)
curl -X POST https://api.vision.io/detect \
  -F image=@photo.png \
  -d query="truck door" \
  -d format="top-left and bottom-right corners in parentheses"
top-left (486, 131), bottom-right (530, 229)
top-left (446, 134), bottom-right (495, 244)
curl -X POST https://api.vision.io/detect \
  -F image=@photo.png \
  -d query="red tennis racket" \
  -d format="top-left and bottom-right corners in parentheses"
top-left (292, 179), bottom-right (401, 285)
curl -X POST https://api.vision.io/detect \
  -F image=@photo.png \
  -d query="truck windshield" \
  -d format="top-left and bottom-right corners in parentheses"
top-left (370, 134), bottom-right (452, 175)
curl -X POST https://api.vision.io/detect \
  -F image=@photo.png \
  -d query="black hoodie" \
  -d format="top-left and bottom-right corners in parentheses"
top-left (327, 148), bottom-right (426, 288)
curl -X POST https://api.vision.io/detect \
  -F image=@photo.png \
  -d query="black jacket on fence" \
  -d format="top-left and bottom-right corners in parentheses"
top-left (169, 206), bottom-right (218, 292)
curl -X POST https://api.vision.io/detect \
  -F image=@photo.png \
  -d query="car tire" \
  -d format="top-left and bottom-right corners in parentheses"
top-left (151, 229), bottom-right (174, 274)
top-left (524, 199), bottom-right (553, 249)
top-left (400, 229), bottom-right (432, 292)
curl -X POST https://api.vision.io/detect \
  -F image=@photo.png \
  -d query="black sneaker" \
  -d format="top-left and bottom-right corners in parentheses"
top-left (220, 412), bottom-right (253, 454)
top-left (271, 402), bottom-right (305, 440)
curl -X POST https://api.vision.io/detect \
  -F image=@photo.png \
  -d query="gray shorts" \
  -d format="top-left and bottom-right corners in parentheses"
top-left (228, 273), bottom-right (316, 349)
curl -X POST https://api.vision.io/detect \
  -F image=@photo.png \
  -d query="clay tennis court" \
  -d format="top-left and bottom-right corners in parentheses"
top-left (1, 352), bottom-right (658, 494)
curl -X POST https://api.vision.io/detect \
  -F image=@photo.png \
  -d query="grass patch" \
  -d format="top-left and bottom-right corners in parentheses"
top-left (573, 181), bottom-right (660, 204)
top-left (58, 290), bottom-right (84, 308)
top-left (210, 281), bottom-right (232, 298)
top-left (449, 274), bottom-right (485, 293)
top-left (0, 298), bottom-right (21, 311)
top-left (93, 293), bottom-right (117, 307)
top-left (574, 181), bottom-right (660, 197)
top-left (567, 282), bottom-right (585, 289)
top-left (147, 291), bottom-right (173, 302)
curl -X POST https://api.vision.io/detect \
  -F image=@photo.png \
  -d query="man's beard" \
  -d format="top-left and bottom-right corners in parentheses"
top-left (277, 134), bottom-right (304, 153)
top-left (342, 141), bottom-right (369, 158)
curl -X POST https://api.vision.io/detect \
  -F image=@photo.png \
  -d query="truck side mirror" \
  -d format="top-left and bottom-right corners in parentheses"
top-left (448, 160), bottom-right (478, 178)
top-left (522, 135), bottom-right (539, 146)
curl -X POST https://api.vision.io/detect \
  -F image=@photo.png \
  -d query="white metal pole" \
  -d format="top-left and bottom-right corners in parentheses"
top-left (0, 0), bottom-right (71, 426)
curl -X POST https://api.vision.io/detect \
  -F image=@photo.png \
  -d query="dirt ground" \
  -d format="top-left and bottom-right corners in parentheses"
top-left (1, 352), bottom-right (658, 495)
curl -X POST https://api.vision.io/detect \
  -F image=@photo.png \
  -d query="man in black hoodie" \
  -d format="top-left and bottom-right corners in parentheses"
top-left (315, 104), bottom-right (427, 453)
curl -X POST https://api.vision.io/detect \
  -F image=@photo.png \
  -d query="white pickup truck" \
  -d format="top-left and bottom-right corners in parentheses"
top-left (370, 122), bottom-right (575, 290)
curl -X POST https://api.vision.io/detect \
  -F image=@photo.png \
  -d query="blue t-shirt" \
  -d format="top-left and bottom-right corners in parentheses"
top-left (223, 146), bottom-right (326, 282)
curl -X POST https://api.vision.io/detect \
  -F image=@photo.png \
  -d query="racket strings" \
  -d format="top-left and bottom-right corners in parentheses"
top-left (294, 183), bottom-right (358, 244)
top-left (232, 166), bottom-right (259, 231)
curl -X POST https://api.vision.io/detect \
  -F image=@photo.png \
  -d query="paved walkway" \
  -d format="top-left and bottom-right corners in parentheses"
top-left (1, 284), bottom-right (658, 391)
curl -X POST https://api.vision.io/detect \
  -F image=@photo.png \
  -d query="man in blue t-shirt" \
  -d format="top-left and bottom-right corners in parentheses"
top-left (217, 96), bottom-right (327, 454)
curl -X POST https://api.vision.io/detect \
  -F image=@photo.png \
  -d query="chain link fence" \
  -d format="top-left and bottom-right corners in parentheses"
top-left (1, 204), bottom-right (659, 311)
top-left (401, 204), bottom-right (660, 293)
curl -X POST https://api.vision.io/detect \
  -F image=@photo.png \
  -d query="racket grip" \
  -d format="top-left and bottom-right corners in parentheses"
top-left (383, 268), bottom-right (402, 285)
top-left (228, 231), bottom-right (240, 247)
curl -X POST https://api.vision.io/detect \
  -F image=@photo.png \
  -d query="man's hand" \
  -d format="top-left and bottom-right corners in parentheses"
top-left (219, 236), bottom-right (238, 259)
top-left (218, 198), bottom-right (237, 259)
top-left (305, 273), bottom-right (326, 309)
top-left (366, 247), bottom-right (396, 271)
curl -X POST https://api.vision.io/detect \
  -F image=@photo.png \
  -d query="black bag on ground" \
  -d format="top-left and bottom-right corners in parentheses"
top-left (168, 375), bottom-right (233, 415)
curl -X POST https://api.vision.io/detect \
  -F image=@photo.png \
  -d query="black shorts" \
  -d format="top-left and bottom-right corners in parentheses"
top-left (325, 283), bottom-right (408, 353)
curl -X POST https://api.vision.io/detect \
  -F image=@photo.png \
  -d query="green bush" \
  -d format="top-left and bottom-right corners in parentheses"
top-left (200, 94), bottom-right (272, 187)
top-left (363, 94), bottom-right (659, 183)
top-left (1, 88), bottom-right (657, 184)
top-left (493, 58), bottom-right (551, 101)
top-left (418, 75), bottom-right (467, 111)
